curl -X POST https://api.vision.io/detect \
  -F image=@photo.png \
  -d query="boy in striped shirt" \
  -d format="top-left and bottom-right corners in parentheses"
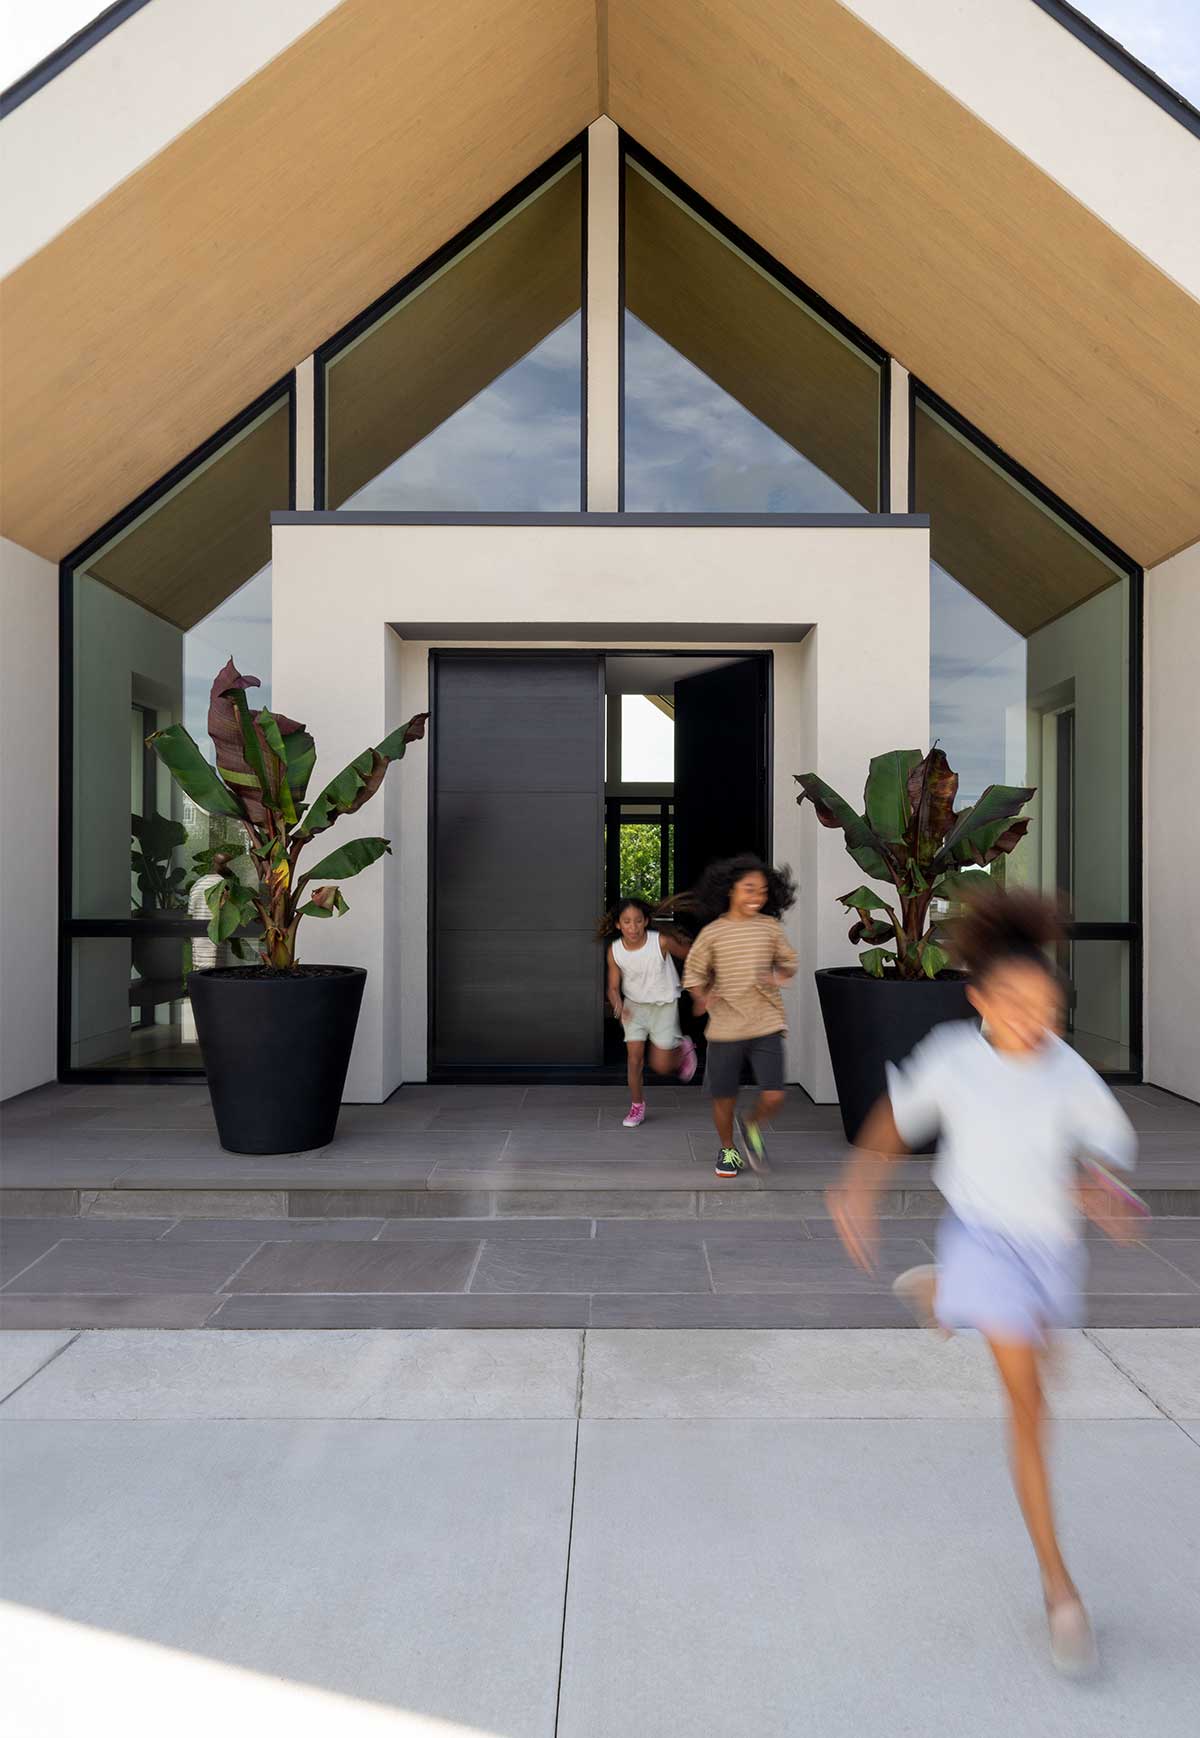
top-left (681, 855), bottom-right (798, 1177)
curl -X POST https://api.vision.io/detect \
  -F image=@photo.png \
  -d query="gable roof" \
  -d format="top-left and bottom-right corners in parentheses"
top-left (1, 0), bottom-right (1197, 567)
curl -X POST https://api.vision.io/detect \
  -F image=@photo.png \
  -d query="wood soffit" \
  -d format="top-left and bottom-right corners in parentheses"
top-left (1, 0), bottom-right (1197, 569)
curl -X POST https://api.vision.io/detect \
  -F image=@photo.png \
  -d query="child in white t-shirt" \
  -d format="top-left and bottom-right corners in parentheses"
top-left (829, 889), bottom-right (1142, 1677)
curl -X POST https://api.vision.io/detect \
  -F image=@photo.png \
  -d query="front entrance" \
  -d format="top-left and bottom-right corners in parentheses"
top-left (431, 650), bottom-right (770, 1078)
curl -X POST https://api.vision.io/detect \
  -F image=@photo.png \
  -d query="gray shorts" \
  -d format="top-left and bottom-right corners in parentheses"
top-left (704, 1031), bottom-right (785, 1097)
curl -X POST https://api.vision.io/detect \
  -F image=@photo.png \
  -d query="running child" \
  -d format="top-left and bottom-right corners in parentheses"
top-left (600, 898), bottom-right (697, 1127)
top-left (828, 889), bottom-right (1141, 1676)
top-left (679, 856), bottom-right (798, 1176)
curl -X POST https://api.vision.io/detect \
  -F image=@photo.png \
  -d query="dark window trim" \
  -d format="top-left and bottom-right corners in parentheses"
top-left (1, 0), bottom-right (154, 117)
top-left (58, 372), bottom-right (295, 1082)
top-left (911, 376), bottom-right (1143, 1080)
top-left (1027, 1), bottom-right (1200, 141)
top-left (272, 510), bottom-right (926, 530)
top-left (619, 135), bottom-right (890, 513)
top-left (313, 135), bottom-right (588, 511)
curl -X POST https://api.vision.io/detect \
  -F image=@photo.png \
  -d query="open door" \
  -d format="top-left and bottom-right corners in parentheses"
top-left (673, 657), bottom-right (769, 894)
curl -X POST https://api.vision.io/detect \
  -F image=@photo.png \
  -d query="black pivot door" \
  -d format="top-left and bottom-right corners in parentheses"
top-left (673, 657), bottom-right (769, 894)
top-left (432, 654), bottom-right (604, 1072)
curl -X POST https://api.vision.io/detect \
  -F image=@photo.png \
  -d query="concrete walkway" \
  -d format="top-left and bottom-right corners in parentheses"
top-left (2, 1328), bottom-right (1198, 1736)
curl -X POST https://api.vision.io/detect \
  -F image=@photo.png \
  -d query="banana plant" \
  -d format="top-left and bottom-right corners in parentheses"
top-left (795, 745), bottom-right (1034, 980)
top-left (148, 659), bottom-right (428, 970)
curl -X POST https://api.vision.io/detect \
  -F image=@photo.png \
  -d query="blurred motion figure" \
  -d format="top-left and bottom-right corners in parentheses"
top-left (829, 889), bottom-right (1143, 1676)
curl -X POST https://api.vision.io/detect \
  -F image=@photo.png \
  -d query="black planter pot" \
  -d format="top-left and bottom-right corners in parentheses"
top-left (816, 966), bottom-right (978, 1145)
top-left (189, 966), bottom-right (367, 1154)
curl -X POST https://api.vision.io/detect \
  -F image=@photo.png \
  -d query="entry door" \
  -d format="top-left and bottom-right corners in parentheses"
top-left (673, 658), bottom-right (769, 894)
top-left (432, 654), bottom-right (604, 1070)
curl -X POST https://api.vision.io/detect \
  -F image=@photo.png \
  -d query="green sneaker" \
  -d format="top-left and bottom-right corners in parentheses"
top-left (736, 1116), bottom-right (770, 1174)
top-left (714, 1147), bottom-right (744, 1179)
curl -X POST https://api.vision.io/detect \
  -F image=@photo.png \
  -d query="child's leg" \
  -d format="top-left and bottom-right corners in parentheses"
top-left (987, 1335), bottom-right (1077, 1607)
top-left (748, 1088), bottom-right (785, 1126)
top-left (625, 1040), bottom-right (646, 1104)
top-left (712, 1096), bottom-right (737, 1147)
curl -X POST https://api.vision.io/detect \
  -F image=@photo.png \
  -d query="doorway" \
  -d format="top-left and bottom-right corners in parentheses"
top-left (430, 649), bottom-right (770, 1079)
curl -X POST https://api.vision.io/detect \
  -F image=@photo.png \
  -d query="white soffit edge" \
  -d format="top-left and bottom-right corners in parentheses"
top-left (0, 0), bottom-right (344, 278)
top-left (841, 0), bottom-right (1200, 300)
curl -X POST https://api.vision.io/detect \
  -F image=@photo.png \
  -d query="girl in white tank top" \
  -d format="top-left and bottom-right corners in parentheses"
top-left (599, 898), bottom-right (697, 1126)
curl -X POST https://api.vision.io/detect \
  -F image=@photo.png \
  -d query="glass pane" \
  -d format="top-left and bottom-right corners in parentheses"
top-left (1064, 940), bottom-right (1133, 1074)
top-left (71, 936), bottom-right (202, 1072)
top-left (71, 399), bottom-right (287, 922)
top-left (619, 823), bottom-right (663, 902)
top-left (621, 695), bottom-right (674, 782)
top-left (623, 158), bottom-right (881, 512)
top-left (917, 401), bottom-right (1130, 923)
top-left (325, 158), bottom-right (583, 510)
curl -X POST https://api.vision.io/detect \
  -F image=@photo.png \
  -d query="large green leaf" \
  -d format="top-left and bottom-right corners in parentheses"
top-left (936, 783), bottom-right (1034, 866)
top-left (297, 712), bottom-right (429, 841)
top-left (849, 917), bottom-right (893, 945)
top-left (302, 837), bottom-right (391, 882)
top-left (203, 878), bottom-right (258, 945)
top-left (256, 709), bottom-right (299, 826)
top-left (284, 728), bottom-right (317, 805)
top-left (794, 774), bottom-right (893, 881)
top-left (863, 750), bottom-right (921, 843)
top-left (227, 686), bottom-right (279, 814)
top-left (905, 745), bottom-right (958, 860)
top-left (930, 867), bottom-right (992, 903)
top-left (149, 725), bottom-right (244, 818)
top-left (859, 947), bottom-right (892, 978)
top-left (948, 817), bottom-right (1031, 866)
top-left (837, 884), bottom-right (896, 916)
top-left (919, 941), bottom-right (950, 979)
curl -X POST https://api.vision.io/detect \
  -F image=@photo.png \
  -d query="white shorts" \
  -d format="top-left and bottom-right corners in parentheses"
top-left (622, 1001), bottom-right (681, 1047)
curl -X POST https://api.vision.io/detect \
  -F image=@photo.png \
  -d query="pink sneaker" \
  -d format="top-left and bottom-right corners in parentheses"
top-left (677, 1036), bottom-right (698, 1084)
top-left (622, 1101), bottom-right (647, 1128)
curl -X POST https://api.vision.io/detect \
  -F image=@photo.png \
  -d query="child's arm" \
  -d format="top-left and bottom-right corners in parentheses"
top-left (827, 1096), bottom-right (909, 1275)
top-left (1072, 1068), bottom-right (1144, 1244)
top-left (681, 928), bottom-right (714, 1014)
top-left (606, 949), bottom-right (628, 1021)
top-left (829, 1031), bottom-right (945, 1273)
top-left (658, 930), bottom-right (691, 963)
top-left (760, 921), bottom-right (798, 987)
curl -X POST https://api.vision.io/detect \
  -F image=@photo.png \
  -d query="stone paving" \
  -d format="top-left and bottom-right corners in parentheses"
top-left (2, 1327), bottom-right (1198, 1736)
top-left (2, 1080), bottom-right (1199, 1327)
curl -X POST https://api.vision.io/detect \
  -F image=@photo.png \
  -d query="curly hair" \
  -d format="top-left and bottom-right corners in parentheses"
top-left (670, 855), bottom-right (797, 928)
top-left (951, 885), bottom-right (1064, 978)
top-left (595, 896), bottom-right (656, 943)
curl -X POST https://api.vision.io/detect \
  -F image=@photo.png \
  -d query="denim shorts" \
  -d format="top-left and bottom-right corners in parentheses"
top-left (935, 1211), bottom-right (1085, 1344)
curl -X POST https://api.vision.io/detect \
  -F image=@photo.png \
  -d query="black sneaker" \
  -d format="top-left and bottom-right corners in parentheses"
top-left (714, 1147), bottom-right (744, 1179)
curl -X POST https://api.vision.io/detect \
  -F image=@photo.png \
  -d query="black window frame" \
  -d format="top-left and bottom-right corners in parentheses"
top-left (910, 375), bottom-right (1144, 1080)
top-left (617, 135), bottom-right (893, 516)
top-left (58, 372), bottom-right (296, 1082)
top-left (313, 135), bottom-right (590, 514)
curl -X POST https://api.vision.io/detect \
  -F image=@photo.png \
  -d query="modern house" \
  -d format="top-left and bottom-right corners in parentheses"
top-left (1, 0), bottom-right (1197, 1109)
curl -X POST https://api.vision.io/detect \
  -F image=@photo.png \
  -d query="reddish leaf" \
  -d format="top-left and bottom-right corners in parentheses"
top-left (905, 746), bottom-right (958, 863)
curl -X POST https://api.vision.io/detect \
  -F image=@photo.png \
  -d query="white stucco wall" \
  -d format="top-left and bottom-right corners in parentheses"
top-left (1, 0), bottom-right (342, 276)
top-left (843, 0), bottom-right (1200, 300)
top-left (1144, 543), bottom-right (1200, 1100)
top-left (272, 519), bottom-right (930, 1101)
top-left (0, 537), bottom-right (58, 1098)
